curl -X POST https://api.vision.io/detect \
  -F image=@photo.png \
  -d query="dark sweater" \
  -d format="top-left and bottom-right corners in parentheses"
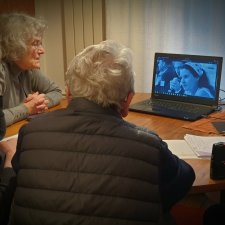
top-left (0, 96), bottom-right (16, 225)
top-left (0, 96), bottom-right (6, 140)
top-left (0, 167), bottom-right (16, 225)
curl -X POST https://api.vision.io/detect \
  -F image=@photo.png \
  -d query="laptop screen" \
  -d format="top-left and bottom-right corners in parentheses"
top-left (152, 53), bottom-right (223, 106)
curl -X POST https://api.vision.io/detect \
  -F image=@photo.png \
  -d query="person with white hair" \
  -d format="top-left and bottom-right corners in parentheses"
top-left (9, 40), bottom-right (195, 225)
top-left (0, 12), bottom-right (63, 126)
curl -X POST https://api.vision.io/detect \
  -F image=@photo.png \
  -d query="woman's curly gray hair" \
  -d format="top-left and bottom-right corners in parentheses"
top-left (0, 12), bottom-right (47, 62)
top-left (65, 40), bottom-right (135, 109)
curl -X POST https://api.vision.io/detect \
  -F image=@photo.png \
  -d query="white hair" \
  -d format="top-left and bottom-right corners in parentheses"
top-left (0, 12), bottom-right (47, 62)
top-left (65, 40), bottom-right (135, 109)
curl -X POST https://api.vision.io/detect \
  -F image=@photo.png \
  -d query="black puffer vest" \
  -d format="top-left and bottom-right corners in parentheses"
top-left (11, 98), bottom-right (164, 225)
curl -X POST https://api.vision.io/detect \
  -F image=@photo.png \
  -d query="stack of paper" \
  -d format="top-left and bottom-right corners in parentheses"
top-left (184, 134), bottom-right (225, 157)
top-left (164, 134), bottom-right (225, 159)
top-left (165, 139), bottom-right (198, 159)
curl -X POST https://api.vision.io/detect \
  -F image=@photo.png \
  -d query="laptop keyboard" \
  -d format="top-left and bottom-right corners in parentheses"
top-left (145, 99), bottom-right (211, 114)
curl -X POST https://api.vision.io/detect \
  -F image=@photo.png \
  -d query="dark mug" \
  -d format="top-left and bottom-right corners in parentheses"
top-left (210, 142), bottom-right (225, 180)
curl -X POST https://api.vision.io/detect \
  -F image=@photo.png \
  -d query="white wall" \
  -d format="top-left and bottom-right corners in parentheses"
top-left (35, 0), bottom-right (105, 94)
top-left (35, 0), bottom-right (66, 93)
top-left (106, 0), bottom-right (225, 100)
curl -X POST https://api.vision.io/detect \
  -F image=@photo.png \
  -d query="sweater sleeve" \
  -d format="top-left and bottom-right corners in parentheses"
top-left (30, 69), bottom-right (63, 108)
top-left (0, 96), bottom-right (6, 138)
top-left (3, 104), bottom-right (29, 126)
top-left (3, 68), bottom-right (63, 126)
top-left (0, 168), bottom-right (16, 225)
top-left (159, 140), bottom-right (196, 212)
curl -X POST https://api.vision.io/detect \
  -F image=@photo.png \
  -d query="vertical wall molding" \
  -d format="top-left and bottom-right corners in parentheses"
top-left (35, 0), bottom-right (105, 93)
top-left (64, 0), bottom-right (105, 68)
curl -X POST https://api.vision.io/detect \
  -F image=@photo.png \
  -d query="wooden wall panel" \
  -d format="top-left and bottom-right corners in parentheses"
top-left (0, 0), bottom-right (35, 15)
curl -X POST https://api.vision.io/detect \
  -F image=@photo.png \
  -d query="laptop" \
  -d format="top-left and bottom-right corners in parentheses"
top-left (129, 53), bottom-right (223, 121)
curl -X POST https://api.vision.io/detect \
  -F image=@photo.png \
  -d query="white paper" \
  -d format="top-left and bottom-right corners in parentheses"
top-left (184, 134), bottom-right (225, 157)
top-left (1, 134), bottom-right (18, 141)
top-left (164, 140), bottom-right (198, 159)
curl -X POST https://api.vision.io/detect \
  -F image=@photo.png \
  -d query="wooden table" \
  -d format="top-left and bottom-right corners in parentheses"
top-left (5, 93), bottom-right (225, 199)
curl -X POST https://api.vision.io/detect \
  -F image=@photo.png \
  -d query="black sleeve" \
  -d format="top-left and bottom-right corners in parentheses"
top-left (0, 150), bottom-right (6, 173)
top-left (159, 140), bottom-right (196, 212)
top-left (0, 168), bottom-right (16, 225)
top-left (11, 125), bottom-right (27, 173)
top-left (0, 96), bottom-right (6, 140)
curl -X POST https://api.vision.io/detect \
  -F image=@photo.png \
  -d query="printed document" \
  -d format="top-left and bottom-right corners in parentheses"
top-left (164, 139), bottom-right (198, 159)
top-left (164, 134), bottom-right (225, 159)
top-left (184, 134), bottom-right (225, 157)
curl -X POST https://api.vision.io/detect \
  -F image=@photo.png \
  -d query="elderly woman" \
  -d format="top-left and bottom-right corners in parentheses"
top-left (0, 12), bottom-right (63, 126)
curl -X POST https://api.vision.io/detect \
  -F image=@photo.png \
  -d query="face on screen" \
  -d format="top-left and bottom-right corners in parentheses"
top-left (154, 57), bottom-right (218, 100)
top-left (179, 68), bottom-right (200, 95)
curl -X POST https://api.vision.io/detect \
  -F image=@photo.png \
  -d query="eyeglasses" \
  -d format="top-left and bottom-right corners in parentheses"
top-left (30, 40), bottom-right (43, 50)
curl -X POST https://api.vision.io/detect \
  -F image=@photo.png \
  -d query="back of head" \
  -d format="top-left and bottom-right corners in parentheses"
top-left (0, 12), bottom-right (47, 62)
top-left (65, 40), bottom-right (135, 110)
